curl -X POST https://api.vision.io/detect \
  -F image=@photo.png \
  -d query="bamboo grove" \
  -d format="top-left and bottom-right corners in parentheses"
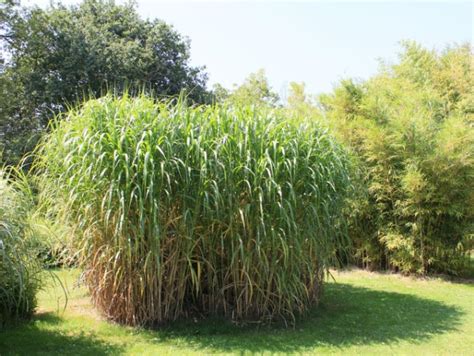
top-left (321, 42), bottom-right (473, 274)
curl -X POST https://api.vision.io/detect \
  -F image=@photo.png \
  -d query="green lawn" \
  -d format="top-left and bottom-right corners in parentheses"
top-left (1, 268), bottom-right (472, 355)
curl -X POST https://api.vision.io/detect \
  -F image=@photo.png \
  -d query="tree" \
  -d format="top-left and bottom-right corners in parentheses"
top-left (228, 69), bottom-right (279, 107)
top-left (210, 83), bottom-right (229, 103)
top-left (287, 82), bottom-right (307, 108)
top-left (0, 0), bottom-right (209, 165)
top-left (286, 81), bottom-right (321, 117)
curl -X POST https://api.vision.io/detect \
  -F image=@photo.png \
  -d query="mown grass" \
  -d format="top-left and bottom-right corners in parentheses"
top-left (0, 268), bottom-right (472, 355)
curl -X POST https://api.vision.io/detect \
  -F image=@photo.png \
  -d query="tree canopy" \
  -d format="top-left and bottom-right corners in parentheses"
top-left (0, 0), bottom-right (209, 165)
top-left (213, 69), bottom-right (279, 107)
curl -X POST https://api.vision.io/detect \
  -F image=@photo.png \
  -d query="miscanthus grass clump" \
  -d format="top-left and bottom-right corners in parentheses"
top-left (0, 171), bottom-right (42, 328)
top-left (36, 95), bottom-right (352, 326)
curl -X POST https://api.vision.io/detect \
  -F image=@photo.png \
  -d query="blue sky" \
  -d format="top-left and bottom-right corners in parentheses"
top-left (26, 1), bottom-right (473, 97)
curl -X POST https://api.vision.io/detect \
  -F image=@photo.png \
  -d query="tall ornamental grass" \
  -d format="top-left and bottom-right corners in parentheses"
top-left (0, 170), bottom-right (42, 327)
top-left (36, 95), bottom-right (352, 326)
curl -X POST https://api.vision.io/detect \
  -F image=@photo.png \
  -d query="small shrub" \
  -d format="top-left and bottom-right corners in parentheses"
top-left (36, 95), bottom-right (352, 326)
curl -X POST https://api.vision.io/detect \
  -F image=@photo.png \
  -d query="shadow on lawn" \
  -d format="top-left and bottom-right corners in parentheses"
top-left (146, 283), bottom-right (464, 354)
top-left (0, 313), bottom-right (122, 355)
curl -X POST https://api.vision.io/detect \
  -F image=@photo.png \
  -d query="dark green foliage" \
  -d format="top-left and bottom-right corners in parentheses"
top-left (35, 95), bottom-right (352, 326)
top-left (322, 42), bottom-right (474, 274)
top-left (0, 0), bottom-right (209, 165)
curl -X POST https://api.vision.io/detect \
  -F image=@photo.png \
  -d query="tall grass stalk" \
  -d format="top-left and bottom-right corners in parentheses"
top-left (0, 169), bottom-right (42, 327)
top-left (35, 95), bottom-right (352, 326)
